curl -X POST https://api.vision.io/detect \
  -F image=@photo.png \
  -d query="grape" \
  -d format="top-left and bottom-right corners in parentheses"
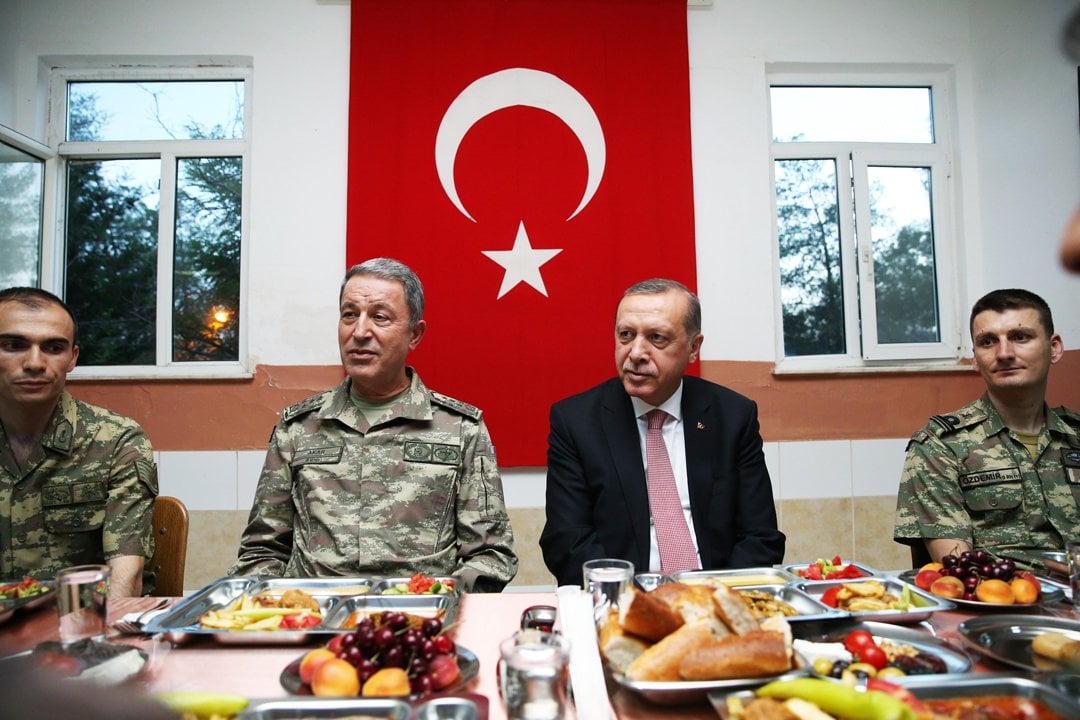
top-left (422, 617), bottom-right (443, 637)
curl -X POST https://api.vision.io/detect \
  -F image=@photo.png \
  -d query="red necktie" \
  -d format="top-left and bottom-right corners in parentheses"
top-left (645, 409), bottom-right (700, 573)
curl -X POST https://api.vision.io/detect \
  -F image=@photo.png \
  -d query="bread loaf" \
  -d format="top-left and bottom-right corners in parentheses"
top-left (650, 582), bottom-right (732, 638)
top-left (711, 582), bottom-right (760, 635)
top-left (678, 629), bottom-right (792, 680)
top-left (598, 611), bottom-right (649, 674)
top-left (617, 587), bottom-right (684, 642)
top-left (625, 618), bottom-right (716, 682)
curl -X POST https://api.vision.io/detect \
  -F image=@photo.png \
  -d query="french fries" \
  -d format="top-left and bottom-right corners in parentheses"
top-left (199, 592), bottom-right (323, 630)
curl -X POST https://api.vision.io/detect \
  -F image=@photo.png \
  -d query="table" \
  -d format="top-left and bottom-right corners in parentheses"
top-left (1, 591), bottom-right (1077, 720)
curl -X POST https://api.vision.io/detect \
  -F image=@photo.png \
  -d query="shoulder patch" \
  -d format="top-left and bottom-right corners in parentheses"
top-left (430, 391), bottom-right (481, 420)
top-left (1054, 405), bottom-right (1080, 426)
top-left (282, 391), bottom-right (330, 422)
top-left (928, 414), bottom-right (962, 435)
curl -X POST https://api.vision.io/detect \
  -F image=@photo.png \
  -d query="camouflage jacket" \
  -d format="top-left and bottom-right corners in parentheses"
top-left (894, 394), bottom-right (1080, 569)
top-left (0, 391), bottom-right (158, 580)
top-left (230, 370), bottom-right (518, 591)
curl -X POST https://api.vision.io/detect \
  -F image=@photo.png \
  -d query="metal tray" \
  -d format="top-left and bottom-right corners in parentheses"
top-left (709, 673), bottom-right (1078, 720)
top-left (673, 567), bottom-right (800, 587)
top-left (611, 655), bottom-right (808, 705)
top-left (239, 693), bottom-right (487, 720)
top-left (793, 577), bottom-right (952, 623)
top-left (1041, 551), bottom-right (1069, 578)
top-left (791, 618), bottom-right (972, 674)
top-left (280, 646), bottom-right (480, 698)
top-left (733, 584), bottom-right (841, 623)
top-left (0, 579), bottom-right (56, 624)
top-left (957, 613), bottom-right (1080, 673)
top-left (143, 577), bottom-right (458, 644)
top-left (781, 560), bottom-right (881, 581)
top-left (895, 569), bottom-right (1067, 608)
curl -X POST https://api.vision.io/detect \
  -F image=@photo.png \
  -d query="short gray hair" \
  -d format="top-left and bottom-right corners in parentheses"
top-left (622, 278), bottom-right (701, 337)
top-left (340, 258), bottom-right (425, 327)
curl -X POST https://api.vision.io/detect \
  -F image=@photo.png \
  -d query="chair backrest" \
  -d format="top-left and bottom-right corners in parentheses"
top-left (909, 541), bottom-right (934, 570)
top-left (148, 495), bottom-right (189, 596)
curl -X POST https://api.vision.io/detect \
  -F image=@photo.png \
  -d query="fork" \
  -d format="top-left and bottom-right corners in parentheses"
top-left (112, 598), bottom-right (170, 634)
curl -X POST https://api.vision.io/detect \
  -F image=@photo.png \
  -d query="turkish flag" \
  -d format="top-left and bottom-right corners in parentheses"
top-left (348, 0), bottom-right (696, 466)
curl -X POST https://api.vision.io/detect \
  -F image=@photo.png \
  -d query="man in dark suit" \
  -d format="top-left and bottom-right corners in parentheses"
top-left (540, 279), bottom-right (785, 586)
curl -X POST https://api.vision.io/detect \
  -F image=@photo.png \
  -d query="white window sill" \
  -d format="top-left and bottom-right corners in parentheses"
top-left (68, 363), bottom-right (254, 382)
top-left (772, 359), bottom-right (974, 376)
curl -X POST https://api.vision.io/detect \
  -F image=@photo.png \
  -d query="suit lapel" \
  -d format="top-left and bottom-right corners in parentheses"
top-left (681, 379), bottom-right (715, 566)
top-left (600, 380), bottom-right (652, 566)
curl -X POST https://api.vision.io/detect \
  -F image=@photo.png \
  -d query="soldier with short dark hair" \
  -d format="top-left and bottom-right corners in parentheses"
top-left (894, 288), bottom-right (1080, 571)
top-left (0, 287), bottom-right (157, 597)
top-left (231, 258), bottom-right (517, 591)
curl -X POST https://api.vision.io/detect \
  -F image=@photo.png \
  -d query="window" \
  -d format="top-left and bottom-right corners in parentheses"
top-left (49, 68), bottom-right (250, 376)
top-left (769, 71), bottom-right (959, 370)
top-left (0, 127), bottom-right (50, 288)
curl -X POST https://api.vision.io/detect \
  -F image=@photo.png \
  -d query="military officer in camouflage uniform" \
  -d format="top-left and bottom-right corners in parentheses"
top-left (0, 288), bottom-right (157, 597)
top-left (894, 289), bottom-right (1080, 570)
top-left (231, 258), bottom-right (517, 591)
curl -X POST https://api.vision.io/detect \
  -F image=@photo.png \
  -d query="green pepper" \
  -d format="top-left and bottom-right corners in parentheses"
top-left (756, 677), bottom-right (917, 720)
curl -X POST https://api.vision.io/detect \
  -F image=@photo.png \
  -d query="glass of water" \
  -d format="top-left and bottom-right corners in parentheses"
top-left (1068, 541), bottom-right (1080, 609)
top-left (498, 629), bottom-right (570, 720)
top-left (582, 558), bottom-right (634, 623)
top-left (56, 564), bottom-right (110, 645)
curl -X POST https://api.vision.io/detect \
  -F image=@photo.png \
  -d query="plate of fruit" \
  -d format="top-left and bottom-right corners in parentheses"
top-left (902, 550), bottom-right (1063, 609)
top-left (280, 610), bottom-right (478, 698)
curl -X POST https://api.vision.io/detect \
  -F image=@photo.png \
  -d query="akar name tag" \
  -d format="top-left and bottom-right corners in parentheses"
top-left (291, 446), bottom-right (344, 465)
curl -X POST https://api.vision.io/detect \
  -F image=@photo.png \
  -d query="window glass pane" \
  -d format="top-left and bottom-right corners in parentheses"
top-left (0, 142), bottom-right (44, 287)
top-left (173, 157), bottom-right (242, 362)
top-left (867, 166), bottom-right (940, 344)
top-left (67, 80), bottom-right (244, 142)
top-left (775, 159), bottom-right (846, 356)
top-left (65, 159), bottom-right (159, 365)
top-left (771, 87), bottom-right (933, 143)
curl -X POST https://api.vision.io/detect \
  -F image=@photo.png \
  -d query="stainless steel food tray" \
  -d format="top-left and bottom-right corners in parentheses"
top-left (781, 560), bottom-right (881, 581)
top-left (791, 618), bottom-right (972, 674)
top-left (144, 576), bottom-right (459, 644)
top-left (793, 577), bottom-right (953, 623)
top-left (709, 673), bottom-right (1078, 720)
top-left (0, 579), bottom-right (56, 625)
top-left (733, 583), bottom-right (841, 623)
top-left (611, 655), bottom-right (808, 705)
top-left (957, 613), bottom-right (1080, 673)
top-left (673, 567), bottom-right (800, 587)
top-left (238, 693), bottom-right (486, 720)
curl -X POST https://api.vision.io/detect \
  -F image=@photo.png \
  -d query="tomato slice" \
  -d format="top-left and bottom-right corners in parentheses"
top-left (821, 586), bottom-right (841, 608)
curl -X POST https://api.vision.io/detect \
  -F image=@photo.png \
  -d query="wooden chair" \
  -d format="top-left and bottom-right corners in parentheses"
top-left (148, 495), bottom-right (189, 596)
top-left (909, 540), bottom-right (934, 570)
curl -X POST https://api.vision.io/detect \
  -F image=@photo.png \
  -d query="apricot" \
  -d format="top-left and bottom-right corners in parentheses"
top-left (975, 578), bottom-right (1015, 605)
top-left (1009, 575), bottom-right (1040, 604)
top-left (299, 647), bottom-right (337, 685)
top-left (919, 562), bottom-right (944, 573)
top-left (311, 657), bottom-right (360, 697)
top-left (914, 568), bottom-right (942, 591)
top-left (361, 667), bottom-right (410, 697)
top-left (929, 575), bottom-right (965, 599)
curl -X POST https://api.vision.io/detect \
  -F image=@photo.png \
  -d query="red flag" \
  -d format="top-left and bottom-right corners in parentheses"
top-left (348, 0), bottom-right (696, 466)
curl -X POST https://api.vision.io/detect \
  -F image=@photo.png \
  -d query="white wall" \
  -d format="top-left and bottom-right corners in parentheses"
top-left (2, 0), bottom-right (1077, 365)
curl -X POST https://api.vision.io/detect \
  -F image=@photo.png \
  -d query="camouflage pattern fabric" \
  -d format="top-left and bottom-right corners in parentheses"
top-left (0, 391), bottom-right (158, 580)
top-left (231, 369), bottom-right (518, 592)
top-left (894, 394), bottom-right (1080, 570)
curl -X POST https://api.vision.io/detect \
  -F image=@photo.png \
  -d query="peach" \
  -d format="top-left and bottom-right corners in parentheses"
top-left (919, 562), bottom-right (944, 573)
top-left (975, 578), bottom-right (1015, 605)
top-left (914, 568), bottom-right (942, 591)
top-left (1009, 576), bottom-right (1040, 604)
top-left (311, 657), bottom-right (360, 697)
top-left (361, 667), bottom-right (410, 697)
top-left (929, 575), bottom-right (965, 599)
top-left (299, 648), bottom-right (337, 685)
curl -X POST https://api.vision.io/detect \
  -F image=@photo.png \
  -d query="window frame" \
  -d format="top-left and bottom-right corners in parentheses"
top-left (0, 125), bottom-right (56, 288)
top-left (768, 67), bottom-right (963, 374)
top-left (45, 65), bottom-right (252, 379)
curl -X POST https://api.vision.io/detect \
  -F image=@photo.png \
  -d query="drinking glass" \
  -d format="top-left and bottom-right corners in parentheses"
top-left (498, 629), bottom-right (570, 720)
top-left (56, 564), bottom-right (110, 645)
top-left (1067, 540), bottom-right (1080, 609)
top-left (582, 558), bottom-right (634, 623)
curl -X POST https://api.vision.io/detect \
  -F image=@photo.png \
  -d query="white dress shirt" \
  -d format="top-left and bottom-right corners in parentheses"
top-left (629, 382), bottom-right (702, 572)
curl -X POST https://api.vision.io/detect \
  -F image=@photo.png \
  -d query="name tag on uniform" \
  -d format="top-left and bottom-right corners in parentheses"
top-left (291, 446), bottom-right (343, 465)
top-left (1064, 449), bottom-right (1080, 485)
top-left (404, 441), bottom-right (461, 465)
top-left (959, 467), bottom-right (1021, 488)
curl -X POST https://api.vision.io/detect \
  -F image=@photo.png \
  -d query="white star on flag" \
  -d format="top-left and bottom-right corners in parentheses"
top-left (482, 222), bottom-right (563, 299)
